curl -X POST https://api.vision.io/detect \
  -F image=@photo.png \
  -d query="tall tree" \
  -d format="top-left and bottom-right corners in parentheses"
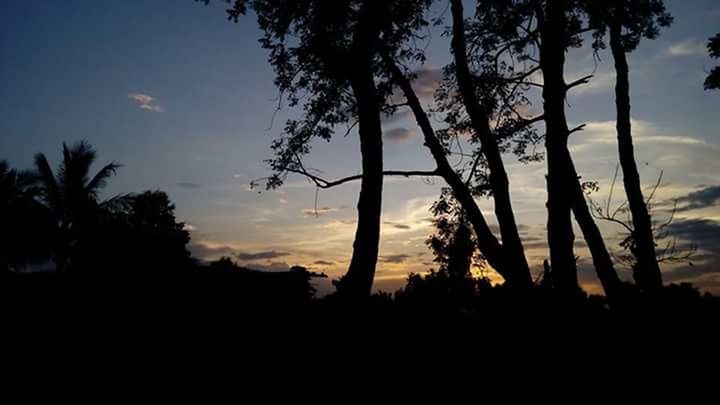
top-left (532, 0), bottom-right (623, 298)
top-left (33, 141), bottom-right (120, 272)
top-left (377, 0), bottom-right (543, 287)
top-left (381, 53), bottom-right (531, 287)
top-left (447, 0), bottom-right (533, 286)
top-left (536, 0), bottom-right (579, 293)
top-left (585, 0), bottom-right (672, 291)
top-left (208, 0), bottom-right (432, 298)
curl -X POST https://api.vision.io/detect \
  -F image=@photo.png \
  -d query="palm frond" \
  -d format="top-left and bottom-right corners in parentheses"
top-left (86, 162), bottom-right (122, 198)
top-left (33, 153), bottom-right (62, 211)
top-left (59, 141), bottom-right (97, 195)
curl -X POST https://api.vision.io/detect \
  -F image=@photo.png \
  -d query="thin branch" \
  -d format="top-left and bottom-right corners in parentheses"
top-left (566, 75), bottom-right (594, 91)
top-left (285, 167), bottom-right (440, 189)
top-left (568, 124), bottom-right (587, 135)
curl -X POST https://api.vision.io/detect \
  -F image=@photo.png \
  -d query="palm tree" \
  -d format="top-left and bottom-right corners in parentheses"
top-left (33, 141), bottom-right (121, 272)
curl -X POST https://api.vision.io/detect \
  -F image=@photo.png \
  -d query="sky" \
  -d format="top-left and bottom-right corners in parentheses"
top-left (2, 0), bottom-right (719, 294)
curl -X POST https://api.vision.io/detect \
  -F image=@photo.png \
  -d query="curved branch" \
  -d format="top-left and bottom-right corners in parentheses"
top-left (285, 168), bottom-right (439, 189)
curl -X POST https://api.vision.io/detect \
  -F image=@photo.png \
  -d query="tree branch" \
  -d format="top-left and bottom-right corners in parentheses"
top-left (285, 167), bottom-right (440, 189)
top-left (566, 75), bottom-right (594, 91)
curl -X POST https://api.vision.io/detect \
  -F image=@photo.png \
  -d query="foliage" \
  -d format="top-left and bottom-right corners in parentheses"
top-left (705, 33), bottom-right (720, 90)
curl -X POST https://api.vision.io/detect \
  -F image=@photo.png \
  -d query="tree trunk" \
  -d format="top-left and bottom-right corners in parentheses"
top-left (339, 6), bottom-right (385, 299)
top-left (449, 0), bottom-right (532, 287)
top-left (609, 19), bottom-right (663, 291)
top-left (380, 49), bottom-right (530, 287)
top-left (538, 0), bottom-right (579, 294)
top-left (569, 162), bottom-right (623, 301)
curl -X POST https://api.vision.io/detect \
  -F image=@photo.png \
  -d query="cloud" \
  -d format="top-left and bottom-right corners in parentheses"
top-left (128, 93), bottom-right (164, 112)
top-left (177, 182), bottom-right (201, 189)
top-left (568, 72), bottom-right (615, 96)
top-left (384, 221), bottom-right (411, 230)
top-left (244, 261), bottom-right (292, 272)
top-left (674, 185), bottom-right (720, 212)
top-left (661, 218), bottom-right (720, 292)
top-left (380, 254), bottom-right (412, 264)
top-left (384, 127), bottom-right (415, 142)
top-left (573, 120), bottom-right (708, 148)
top-left (382, 109), bottom-right (413, 124)
top-left (139, 104), bottom-right (164, 113)
top-left (313, 260), bottom-right (335, 266)
top-left (183, 223), bottom-right (198, 232)
top-left (188, 242), bottom-right (237, 260)
top-left (666, 39), bottom-right (707, 57)
top-left (301, 207), bottom-right (339, 217)
top-left (666, 218), bottom-right (720, 248)
top-left (413, 68), bottom-right (443, 99)
top-left (236, 250), bottom-right (291, 261)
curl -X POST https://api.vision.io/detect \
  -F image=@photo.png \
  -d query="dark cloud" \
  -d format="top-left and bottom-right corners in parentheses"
top-left (244, 261), bottom-right (292, 273)
top-left (177, 182), bottom-right (201, 189)
top-left (380, 254), bottom-right (411, 264)
top-left (659, 218), bottom-right (720, 293)
top-left (313, 260), bottom-right (335, 266)
top-left (674, 185), bottom-right (720, 212)
top-left (384, 221), bottom-right (411, 230)
top-left (188, 243), bottom-right (236, 260)
top-left (301, 207), bottom-right (338, 217)
top-left (236, 250), bottom-right (291, 261)
top-left (413, 68), bottom-right (443, 99)
top-left (666, 218), bottom-right (720, 247)
top-left (384, 127), bottom-right (415, 142)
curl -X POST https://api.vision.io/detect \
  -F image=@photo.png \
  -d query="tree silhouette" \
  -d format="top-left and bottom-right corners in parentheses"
top-left (584, 0), bottom-right (672, 291)
top-left (1, 161), bottom-right (52, 273)
top-left (33, 141), bottom-right (121, 272)
top-left (204, 0), bottom-right (434, 299)
top-left (448, 0), bottom-right (621, 298)
top-left (378, 0), bottom-right (537, 287)
top-left (446, 0), bottom-right (533, 286)
top-left (374, 1), bottom-right (541, 287)
top-left (72, 190), bottom-right (192, 275)
top-left (523, 0), bottom-right (622, 298)
top-left (706, 33), bottom-right (720, 90)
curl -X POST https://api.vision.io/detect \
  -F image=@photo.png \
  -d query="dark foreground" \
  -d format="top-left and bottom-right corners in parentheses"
top-left (5, 270), bottom-right (718, 348)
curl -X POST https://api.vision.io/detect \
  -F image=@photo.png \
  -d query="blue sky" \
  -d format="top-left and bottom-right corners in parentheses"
top-left (2, 0), bottom-right (719, 294)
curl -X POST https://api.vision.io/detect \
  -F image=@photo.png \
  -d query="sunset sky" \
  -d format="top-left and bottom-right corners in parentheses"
top-left (2, 0), bottom-right (719, 294)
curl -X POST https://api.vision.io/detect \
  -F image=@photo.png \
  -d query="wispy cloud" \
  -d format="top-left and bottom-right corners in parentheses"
top-left (568, 72), bottom-right (615, 96)
top-left (128, 93), bottom-right (165, 112)
top-left (177, 182), bottom-right (201, 189)
top-left (302, 207), bottom-right (339, 217)
top-left (384, 127), bottom-right (416, 142)
top-left (380, 254), bottom-right (412, 264)
top-left (412, 68), bottom-right (443, 99)
top-left (573, 120), bottom-right (708, 148)
top-left (666, 39), bottom-right (707, 57)
top-left (236, 250), bottom-right (290, 261)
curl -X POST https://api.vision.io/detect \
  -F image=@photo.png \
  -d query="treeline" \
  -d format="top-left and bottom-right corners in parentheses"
top-left (1, 142), bottom-right (322, 304)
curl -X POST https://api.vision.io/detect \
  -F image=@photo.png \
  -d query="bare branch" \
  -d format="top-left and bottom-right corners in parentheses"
top-left (285, 167), bottom-right (440, 189)
top-left (568, 124), bottom-right (587, 135)
top-left (566, 75), bottom-right (594, 91)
